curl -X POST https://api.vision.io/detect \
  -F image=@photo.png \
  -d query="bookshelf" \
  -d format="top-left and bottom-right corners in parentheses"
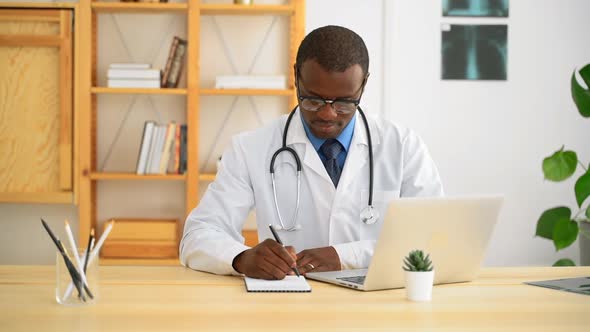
top-left (78, 0), bottom-right (305, 265)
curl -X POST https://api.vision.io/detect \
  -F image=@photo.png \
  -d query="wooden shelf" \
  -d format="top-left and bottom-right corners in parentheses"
top-left (200, 4), bottom-right (294, 16)
top-left (100, 257), bottom-right (180, 266)
top-left (200, 88), bottom-right (294, 96)
top-left (88, 172), bottom-right (217, 182)
top-left (199, 173), bottom-right (216, 182)
top-left (89, 172), bottom-right (186, 181)
top-left (78, 0), bottom-right (305, 265)
top-left (91, 87), bottom-right (187, 95)
top-left (91, 2), bottom-right (188, 13)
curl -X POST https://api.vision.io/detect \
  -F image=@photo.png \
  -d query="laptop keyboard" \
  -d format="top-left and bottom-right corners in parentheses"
top-left (336, 276), bottom-right (366, 285)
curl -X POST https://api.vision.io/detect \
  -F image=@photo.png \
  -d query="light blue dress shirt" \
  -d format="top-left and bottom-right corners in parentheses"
top-left (300, 112), bottom-right (356, 170)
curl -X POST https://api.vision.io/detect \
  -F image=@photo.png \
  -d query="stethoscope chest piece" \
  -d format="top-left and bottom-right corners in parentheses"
top-left (360, 205), bottom-right (379, 225)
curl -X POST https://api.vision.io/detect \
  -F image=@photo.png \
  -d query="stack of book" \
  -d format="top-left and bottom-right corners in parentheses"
top-left (136, 121), bottom-right (188, 175)
top-left (214, 75), bottom-right (287, 89)
top-left (107, 63), bottom-right (161, 88)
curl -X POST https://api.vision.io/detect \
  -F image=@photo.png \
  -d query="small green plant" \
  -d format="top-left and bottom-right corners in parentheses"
top-left (535, 64), bottom-right (590, 266)
top-left (403, 250), bottom-right (433, 272)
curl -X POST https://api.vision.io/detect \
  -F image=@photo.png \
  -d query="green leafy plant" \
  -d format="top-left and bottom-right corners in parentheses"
top-left (403, 249), bottom-right (433, 272)
top-left (535, 64), bottom-right (590, 266)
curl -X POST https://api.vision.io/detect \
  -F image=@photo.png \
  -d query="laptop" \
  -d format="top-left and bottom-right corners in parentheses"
top-left (306, 196), bottom-right (503, 291)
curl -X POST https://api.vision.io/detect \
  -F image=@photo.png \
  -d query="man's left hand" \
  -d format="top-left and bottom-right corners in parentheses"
top-left (296, 246), bottom-right (341, 274)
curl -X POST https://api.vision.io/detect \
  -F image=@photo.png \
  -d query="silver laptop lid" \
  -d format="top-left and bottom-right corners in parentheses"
top-left (363, 196), bottom-right (503, 291)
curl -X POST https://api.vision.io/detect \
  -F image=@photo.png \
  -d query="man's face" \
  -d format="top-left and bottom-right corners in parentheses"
top-left (297, 60), bottom-right (366, 139)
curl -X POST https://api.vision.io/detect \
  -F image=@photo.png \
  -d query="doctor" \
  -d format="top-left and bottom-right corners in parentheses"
top-left (180, 25), bottom-right (443, 280)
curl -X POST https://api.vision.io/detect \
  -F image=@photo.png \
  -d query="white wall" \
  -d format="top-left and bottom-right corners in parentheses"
top-left (306, 0), bottom-right (384, 117)
top-left (1, 0), bottom-right (588, 266)
top-left (384, 0), bottom-right (590, 266)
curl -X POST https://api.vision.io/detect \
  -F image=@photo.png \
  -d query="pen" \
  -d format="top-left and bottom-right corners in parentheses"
top-left (40, 218), bottom-right (86, 300)
top-left (64, 220), bottom-right (89, 289)
top-left (268, 224), bottom-right (301, 277)
top-left (58, 240), bottom-right (87, 301)
top-left (83, 229), bottom-right (95, 274)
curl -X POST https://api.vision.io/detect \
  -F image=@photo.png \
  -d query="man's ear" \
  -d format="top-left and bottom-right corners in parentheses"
top-left (362, 72), bottom-right (370, 87)
top-left (293, 64), bottom-right (299, 89)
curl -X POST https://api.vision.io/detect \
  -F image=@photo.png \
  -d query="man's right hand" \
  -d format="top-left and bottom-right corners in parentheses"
top-left (232, 238), bottom-right (297, 280)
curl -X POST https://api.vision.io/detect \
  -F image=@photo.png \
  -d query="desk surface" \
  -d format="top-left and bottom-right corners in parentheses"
top-left (0, 265), bottom-right (589, 331)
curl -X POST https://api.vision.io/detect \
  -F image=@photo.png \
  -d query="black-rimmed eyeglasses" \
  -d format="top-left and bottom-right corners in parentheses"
top-left (296, 77), bottom-right (366, 115)
top-left (297, 95), bottom-right (360, 114)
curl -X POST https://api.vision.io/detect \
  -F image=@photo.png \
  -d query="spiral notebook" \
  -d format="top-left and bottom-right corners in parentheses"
top-left (244, 276), bottom-right (311, 292)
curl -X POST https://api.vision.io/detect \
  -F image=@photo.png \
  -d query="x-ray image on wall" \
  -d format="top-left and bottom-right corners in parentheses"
top-left (441, 24), bottom-right (507, 80)
top-left (443, 0), bottom-right (509, 17)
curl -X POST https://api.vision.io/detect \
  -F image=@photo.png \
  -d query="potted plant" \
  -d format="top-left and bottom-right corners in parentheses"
top-left (403, 249), bottom-right (434, 301)
top-left (535, 63), bottom-right (590, 266)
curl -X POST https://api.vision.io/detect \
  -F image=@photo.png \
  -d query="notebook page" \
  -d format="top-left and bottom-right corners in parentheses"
top-left (244, 276), bottom-right (312, 292)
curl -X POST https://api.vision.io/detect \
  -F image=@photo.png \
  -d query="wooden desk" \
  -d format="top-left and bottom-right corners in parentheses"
top-left (0, 266), bottom-right (588, 331)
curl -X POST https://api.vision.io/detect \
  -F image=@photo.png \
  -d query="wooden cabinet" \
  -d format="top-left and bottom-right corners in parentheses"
top-left (0, 5), bottom-right (76, 204)
top-left (78, 0), bottom-right (304, 265)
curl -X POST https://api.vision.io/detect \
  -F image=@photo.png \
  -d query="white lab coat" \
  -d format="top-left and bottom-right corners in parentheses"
top-left (180, 108), bottom-right (443, 275)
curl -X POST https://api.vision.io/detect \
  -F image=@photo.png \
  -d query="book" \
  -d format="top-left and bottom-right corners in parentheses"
top-left (172, 123), bottom-right (181, 174)
top-left (136, 121), bottom-right (156, 174)
top-left (179, 125), bottom-right (188, 174)
top-left (107, 79), bottom-right (160, 88)
top-left (161, 37), bottom-right (180, 87)
top-left (159, 122), bottom-right (176, 174)
top-left (110, 63), bottom-right (151, 69)
top-left (144, 124), bottom-right (160, 174)
top-left (165, 37), bottom-right (187, 88)
top-left (107, 68), bottom-right (160, 80)
top-left (244, 276), bottom-right (312, 293)
top-left (148, 125), bottom-right (167, 174)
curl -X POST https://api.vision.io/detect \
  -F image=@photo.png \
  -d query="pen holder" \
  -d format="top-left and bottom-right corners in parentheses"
top-left (55, 249), bottom-right (99, 305)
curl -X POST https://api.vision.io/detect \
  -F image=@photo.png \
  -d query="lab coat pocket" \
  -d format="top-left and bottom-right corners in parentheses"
top-left (360, 189), bottom-right (400, 240)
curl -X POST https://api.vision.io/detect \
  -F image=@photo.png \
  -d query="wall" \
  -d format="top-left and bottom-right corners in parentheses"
top-left (384, 0), bottom-right (590, 266)
top-left (1, 0), bottom-right (589, 266)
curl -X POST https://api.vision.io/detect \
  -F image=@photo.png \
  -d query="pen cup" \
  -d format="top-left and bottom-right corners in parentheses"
top-left (55, 249), bottom-right (99, 305)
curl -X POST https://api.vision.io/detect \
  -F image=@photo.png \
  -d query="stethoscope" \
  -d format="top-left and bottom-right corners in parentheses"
top-left (269, 106), bottom-right (379, 231)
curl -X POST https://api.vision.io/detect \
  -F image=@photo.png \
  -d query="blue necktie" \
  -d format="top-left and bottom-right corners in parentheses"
top-left (320, 139), bottom-right (343, 187)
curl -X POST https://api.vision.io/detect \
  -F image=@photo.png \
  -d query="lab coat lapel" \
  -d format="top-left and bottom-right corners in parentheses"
top-left (338, 112), bottom-right (379, 192)
top-left (286, 109), bottom-right (334, 186)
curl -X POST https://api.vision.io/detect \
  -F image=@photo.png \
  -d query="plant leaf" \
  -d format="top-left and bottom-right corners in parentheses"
top-left (575, 170), bottom-right (590, 208)
top-left (536, 207), bottom-right (571, 239)
top-left (553, 258), bottom-right (576, 266)
top-left (586, 206), bottom-right (590, 220)
top-left (542, 148), bottom-right (577, 181)
top-left (553, 218), bottom-right (579, 250)
top-left (572, 64), bottom-right (590, 118)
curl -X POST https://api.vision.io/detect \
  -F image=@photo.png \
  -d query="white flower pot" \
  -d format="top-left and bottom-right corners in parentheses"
top-left (404, 270), bottom-right (435, 302)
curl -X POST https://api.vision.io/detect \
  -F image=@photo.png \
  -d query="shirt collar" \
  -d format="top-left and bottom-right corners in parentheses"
top-left (300, 110), bottom-right (356, 152)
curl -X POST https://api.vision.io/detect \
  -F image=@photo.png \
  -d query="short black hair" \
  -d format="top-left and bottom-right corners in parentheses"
top-left (295, 25), bottom-right (369, 77)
